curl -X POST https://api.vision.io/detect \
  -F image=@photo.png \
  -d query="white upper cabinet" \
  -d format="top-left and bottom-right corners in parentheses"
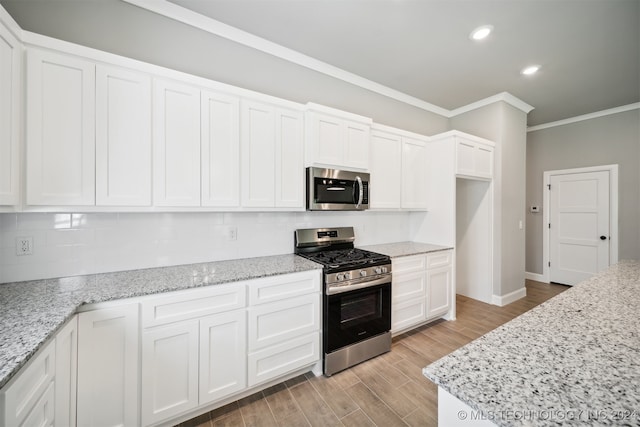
top-left (0, 21), bottom-right (20, 206)
top-left (153, 79), bottom-right (201, 207)
top-left (401, 136), bottom-right (429, 209)
top-left (26, 48), bottom-right (96, 206)
top-left (305, 103), bottom-right (372, 171)
top-left (455, 135), bottom-right (494, 180)
top-left (241, 100), bottom-right (276, 207)
top-left (201, 90), bottom-right (240, 207)
top-left (274, 107), bottom-right (304, 208)
top-left (370, 124), bottom-right (428, 210)
top-left (241, 99), bottom-right (304, 209)
top-left (370, 129), bottom-right (402, 209)
top-left (96, 65), bottom-right (152, 206)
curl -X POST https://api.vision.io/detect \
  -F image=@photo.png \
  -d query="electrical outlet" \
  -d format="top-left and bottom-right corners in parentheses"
top-left (227, 227), bottom-right (237, 241)
top-left (16, 237), bottom-right (33, 256)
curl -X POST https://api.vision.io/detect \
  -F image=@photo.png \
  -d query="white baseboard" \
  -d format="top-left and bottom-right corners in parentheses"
top-left (491, 287), bottom-right (526, 306)
top-left (525, 271), bottom-right (548, 283)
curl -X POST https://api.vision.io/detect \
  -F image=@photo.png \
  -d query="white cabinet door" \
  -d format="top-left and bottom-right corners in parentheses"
top-left (55, 316), bottom-right (77, 427)
top-left (426, 250), bottom-right (453, 319)
top-left (306, 110), bottom-right (371, 171)
top-left (275, 108), bottom-right (304, 208)
top-left (241, 100), bottom-right (275, 207)
top-left (96, 65), bottom-right (152, 206)
top-left (141, 321), bottom-right (199, 426)
top-left (426, 265), bottom-right (452, 319)
top-left (26, 48), bottom-right (95, 206)
top-left (455, 138), bottom-right (493, 180)
top-left (475, 144), bottom-right (494, 178)
top-left (199, 310), bottom-right (246, 405)
top-left (1, 340), bottom-right (55, 427)
top-left (308, 112), bottom-right (343, 167)
top-left (201, 90), bottom-right (240, 207)
top-left (0, 22), bottom-right (20, 205)
top-left (344, 121), bottom-right (370, 170)
top-left (370, 130), bottom-right (402, 209)
top-left (153, 79), bottom-right (201, 206)
top-left (401, 137), bottom-right (428, 209)
top-left (77, 304), bottom-right (139, 427)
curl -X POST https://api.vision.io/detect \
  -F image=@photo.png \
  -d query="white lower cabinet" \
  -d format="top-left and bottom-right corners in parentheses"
top-left (141, 320), bottom-right (200, 426)
top-left (138, 270), bottom-right (320, 426)
top-left (1, 316), bottom-right (77, 427)
top-left (247, 293), bottom-right (320, 387)
top-left (77, 304), bottom-right (139, 427)
top-left (199, 310), bottom-right (246, 404)
top-left (391, 250), bottom-right (453, 334)
top-left (0, 340), bottom-right (55, 427)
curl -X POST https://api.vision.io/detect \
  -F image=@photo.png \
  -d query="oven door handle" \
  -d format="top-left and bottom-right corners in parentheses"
top-left (326, 275), bottom-right (390, 295)
top-left (354, 176), bottom-right (363, 209)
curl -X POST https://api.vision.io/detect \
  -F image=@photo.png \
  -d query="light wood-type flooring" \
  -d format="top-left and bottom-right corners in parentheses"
top-left (179, 280), bottom-right (569, 427)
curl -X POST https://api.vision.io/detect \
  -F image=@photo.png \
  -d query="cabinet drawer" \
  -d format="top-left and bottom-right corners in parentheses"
top-left (142, 282), bottom-right (246, 327)
top-left (247, 293), bottom-right (319, 351)
top-left (392, 254), bottom-right (426, 273)
top-left (1, 340), bottom-right (55, 427)
top-left (19, 381), bottom-right (55, 427)
top-left (247, 270), bottom-right (320, 306)
top-left (392, 270), bottom-right (426, 303)
top-left (392, 299), bottom-right (426, 333)
top-left (426, 250), bottom-right (452, 269)
top-left (247, 332), bottom-right (319, 387)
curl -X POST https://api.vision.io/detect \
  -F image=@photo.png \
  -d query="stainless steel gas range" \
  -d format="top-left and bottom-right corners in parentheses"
top-left (294, 227), bottom-right (392, 376)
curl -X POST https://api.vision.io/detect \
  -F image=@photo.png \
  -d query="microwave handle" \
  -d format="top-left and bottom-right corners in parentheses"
top-left (355, 176), bottom-right (363, 208)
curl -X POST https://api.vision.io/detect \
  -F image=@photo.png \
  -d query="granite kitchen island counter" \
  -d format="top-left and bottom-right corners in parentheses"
top-left (0, 254), bottom-right (322, 389)
top-left (423, 261), bottom-right (640, 426)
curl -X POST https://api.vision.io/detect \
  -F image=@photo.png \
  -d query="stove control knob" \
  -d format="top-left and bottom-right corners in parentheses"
top-left (360, 270), bottom-right (367, 277)
top-left (382, 267), bottom-right (388, 273)
top-left (336, 273), bottom-right (345, 281)
top-left (374, 267), bottom-right (382, 274)
top-left (345, 272), bottom-right (351, 279)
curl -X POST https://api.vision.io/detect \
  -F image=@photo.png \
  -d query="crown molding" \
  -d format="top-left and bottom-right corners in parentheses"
top-left (122, 0), bottom-right (450, 116)
top-left (449, 92), bottom-right (535, 117)
top-left (527, 103), bottom-right (640, 132)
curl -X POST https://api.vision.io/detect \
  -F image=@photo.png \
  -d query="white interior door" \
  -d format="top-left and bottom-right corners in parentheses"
top-left (549, 170), bottom-right (610, 285)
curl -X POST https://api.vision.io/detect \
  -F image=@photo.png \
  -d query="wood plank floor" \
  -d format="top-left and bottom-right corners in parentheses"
top-left (179, 280), bottom-right (569, 427)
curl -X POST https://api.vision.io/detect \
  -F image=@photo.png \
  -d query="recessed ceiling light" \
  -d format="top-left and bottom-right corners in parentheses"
top-left (521, 65), bottom-right (540, 75)
top-left (470, 25), bottom-right (493, 41)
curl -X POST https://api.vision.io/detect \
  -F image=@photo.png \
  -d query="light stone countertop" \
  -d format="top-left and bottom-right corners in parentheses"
top-left (359, 241), bottom-right (453, 258)
top-left (423, 261), bottom-right (640, 427)
top-left (0, 254), bottom-right (322, 389)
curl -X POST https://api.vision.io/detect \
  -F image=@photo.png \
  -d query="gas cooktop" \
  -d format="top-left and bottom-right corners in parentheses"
top-left (297, 248), bottom-right (389, 271)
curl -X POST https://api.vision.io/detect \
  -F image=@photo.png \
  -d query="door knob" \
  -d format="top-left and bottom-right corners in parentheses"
top-left (600, 236), bottom-right (607, 240)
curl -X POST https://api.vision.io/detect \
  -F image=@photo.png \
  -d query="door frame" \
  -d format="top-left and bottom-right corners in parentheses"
top-left (542, 164), bottom-right (618, 283)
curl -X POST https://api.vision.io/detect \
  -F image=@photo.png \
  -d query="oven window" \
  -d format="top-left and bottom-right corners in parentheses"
top-left (314, 178), bottom-right (355, 204)
top-left (341, 293), bottom-right (379, 325)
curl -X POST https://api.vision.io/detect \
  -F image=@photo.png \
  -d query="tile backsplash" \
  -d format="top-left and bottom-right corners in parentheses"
top-left (0, 211), bottom-right (412, 283)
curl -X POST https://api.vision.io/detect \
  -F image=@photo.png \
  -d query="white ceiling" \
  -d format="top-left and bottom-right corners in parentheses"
top-left (168, 0), bottom-right (639, 126)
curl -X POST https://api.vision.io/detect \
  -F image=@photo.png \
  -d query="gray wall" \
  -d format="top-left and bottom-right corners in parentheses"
top-left (451, 102), bottom-right (528, 296)
top-left (0, 0), bottom-right (449, 135)
top-left (526, 109), bottom-right (640, 274)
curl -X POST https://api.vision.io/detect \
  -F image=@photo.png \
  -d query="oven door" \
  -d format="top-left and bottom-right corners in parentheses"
top-left (324, 281), bottom-right (391, 354)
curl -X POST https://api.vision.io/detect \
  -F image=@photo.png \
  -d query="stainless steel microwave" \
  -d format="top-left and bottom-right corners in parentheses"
top-left (306, 167), bottom-right (369, 211)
